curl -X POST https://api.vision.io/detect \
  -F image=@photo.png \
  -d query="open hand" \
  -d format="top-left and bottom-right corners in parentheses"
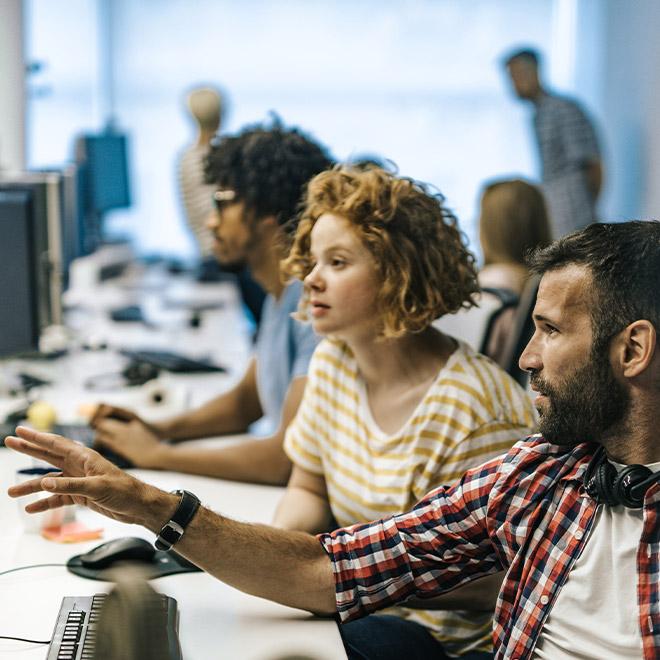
top-left (6, 426), bottom-right (154, 526)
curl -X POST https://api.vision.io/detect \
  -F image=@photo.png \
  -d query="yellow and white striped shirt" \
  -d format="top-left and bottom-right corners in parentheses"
top-left (285, 337), bottom-right (537, 657)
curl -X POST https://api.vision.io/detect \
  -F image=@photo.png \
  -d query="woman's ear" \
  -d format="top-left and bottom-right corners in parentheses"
top-left (615, 320), bottom-right (657, 379)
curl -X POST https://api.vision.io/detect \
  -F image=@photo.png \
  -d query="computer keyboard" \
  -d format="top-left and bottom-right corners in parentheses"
top-left (46, 592), bottom-right (181, 660)
top-left (109, 304), bottom-right (146, 323)
top-left (120, 349), bottom-right (225, 373)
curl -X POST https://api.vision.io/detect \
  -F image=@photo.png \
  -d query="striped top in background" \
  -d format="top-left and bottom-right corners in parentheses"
top-left (177, 144), bottom-right (216, 257)
top-left (285, 337), bottom-right (537, 657)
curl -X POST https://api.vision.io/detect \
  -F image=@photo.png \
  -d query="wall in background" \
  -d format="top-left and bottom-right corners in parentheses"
top-left (599, 0), bottom-right (660, 222)
top-left (0, 0), bottom-right (26, 171)
top-left (23, 0), bottom-right (568, 259)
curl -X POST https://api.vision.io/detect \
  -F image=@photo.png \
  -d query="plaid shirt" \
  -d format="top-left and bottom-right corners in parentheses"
top-left (319, 436), bottom-right (660, 660)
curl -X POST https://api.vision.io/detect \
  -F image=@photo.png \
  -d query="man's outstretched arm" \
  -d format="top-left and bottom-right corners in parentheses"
top-left (5, 426), bottom-right (336, 615)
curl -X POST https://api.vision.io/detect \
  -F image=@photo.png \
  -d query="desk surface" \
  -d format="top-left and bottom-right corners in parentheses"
top-left (0, 276), bottom-right (253, 425)
top-left (0, 447), bottom-right (346, 660)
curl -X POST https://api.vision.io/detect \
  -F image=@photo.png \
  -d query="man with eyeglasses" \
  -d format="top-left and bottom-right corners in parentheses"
top-left (91, 120), bottom-right (332, 485)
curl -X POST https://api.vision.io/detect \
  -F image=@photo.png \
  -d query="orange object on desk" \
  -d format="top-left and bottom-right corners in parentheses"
top-left (41, 521), bottom-right (104, 543)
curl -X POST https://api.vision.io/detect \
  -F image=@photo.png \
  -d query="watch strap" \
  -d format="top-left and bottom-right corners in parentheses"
top-left (155, 490), bottom-right (200, 551)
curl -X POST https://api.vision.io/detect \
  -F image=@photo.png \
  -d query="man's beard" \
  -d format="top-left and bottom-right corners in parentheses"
top-left (530, 345), bottom-right (630, 446)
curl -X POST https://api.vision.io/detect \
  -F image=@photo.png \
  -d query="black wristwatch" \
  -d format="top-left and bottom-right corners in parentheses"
top-left (155, 489), bottom-right (201, 551)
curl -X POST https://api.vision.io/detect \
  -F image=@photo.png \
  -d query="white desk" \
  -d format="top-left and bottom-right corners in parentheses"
top-left (1, 274), bottom-right (254, 424)
top-left (0, 447), bottom-right (346, 660)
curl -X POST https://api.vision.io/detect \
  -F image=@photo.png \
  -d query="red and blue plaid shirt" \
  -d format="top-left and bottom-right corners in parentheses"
top-left (319, 436), bottom-right (660, 660)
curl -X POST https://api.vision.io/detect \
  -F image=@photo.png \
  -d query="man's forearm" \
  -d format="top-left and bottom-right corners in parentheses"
top-left (157, 390), bottom-right (261, 442)
top-left (156, 359), bottom-right (263, 442)
top-left (139, 488), bottom-right (337, 615)
top-left (149, 435), bottom-right (292, 485)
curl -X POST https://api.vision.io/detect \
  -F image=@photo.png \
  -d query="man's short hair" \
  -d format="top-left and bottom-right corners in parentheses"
top-left (527, 220), bottom-right (660, 348)
top-left (503, 47), bottom-right (541, 68)
top-left (204, 118), bottom-right (333, 226)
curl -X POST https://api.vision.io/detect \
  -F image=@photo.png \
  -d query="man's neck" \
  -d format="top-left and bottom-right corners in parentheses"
top-left (248, 241), bottom-right (286, 300)
top-left (601, 403), bottom-right (659, 465)
top-left (530, 87), bottom-right (546, 105)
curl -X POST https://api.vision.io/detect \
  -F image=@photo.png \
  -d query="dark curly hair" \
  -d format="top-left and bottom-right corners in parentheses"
top-left (204, 118), bottom-right (333, 225)
top-left (282, 166), bottom-right (480, 338)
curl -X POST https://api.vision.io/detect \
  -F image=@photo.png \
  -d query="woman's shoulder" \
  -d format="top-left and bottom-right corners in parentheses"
top-left (311, 338), bottom-right (357, 373)
top-left (437, 340), bottom-right (528, 401)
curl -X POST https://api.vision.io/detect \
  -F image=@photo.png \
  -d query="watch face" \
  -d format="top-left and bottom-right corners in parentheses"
top-left (162, 523), bottom-right (182, 542)
top-left (155, 537), bottom-right (171, 551)
top-left (157, 522), bottom-right (182, 551)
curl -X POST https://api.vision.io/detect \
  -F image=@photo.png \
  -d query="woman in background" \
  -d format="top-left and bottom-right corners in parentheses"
top-left (478, 178), bottom-right (551, 364)
top-left (478, 178), bottom-right (551, 295)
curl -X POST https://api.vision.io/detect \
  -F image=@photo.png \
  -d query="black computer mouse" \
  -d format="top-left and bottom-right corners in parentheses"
top-left (79, 537), bottom-right (156, 569)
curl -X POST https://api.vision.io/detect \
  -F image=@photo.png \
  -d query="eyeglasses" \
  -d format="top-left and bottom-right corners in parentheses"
top-left (213, 189), bottom-right (236, 211)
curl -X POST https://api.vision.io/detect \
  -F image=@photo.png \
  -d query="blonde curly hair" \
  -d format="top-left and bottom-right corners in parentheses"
top-left (282, 166), bottom-right (479, 338)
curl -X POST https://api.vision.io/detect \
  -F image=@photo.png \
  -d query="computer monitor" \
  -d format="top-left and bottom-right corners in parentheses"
top-left (84, 133), bottom-right (131, 212)
top-left (0, 173), bottom-right (65, 328)
top-left (60, 163), bottom-right (84, 286)
top-left (75, 131), bottom-right (131, 254)
top-left (0, 190), bottom-right (40, 356)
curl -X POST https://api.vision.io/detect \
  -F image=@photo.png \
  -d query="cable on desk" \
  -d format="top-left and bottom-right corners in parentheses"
top-left (0, 634), bottom-right (50, 644)
top-left (0, 565), bottom-right (67, 646)
top-left (0, 563), bottom-right (66, 577)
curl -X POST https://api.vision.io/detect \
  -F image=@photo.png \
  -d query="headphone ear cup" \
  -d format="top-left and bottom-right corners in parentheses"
top-left (593, 459), bottom-right (619, 506)
top-left (613, 464), bottom-right (653, 509)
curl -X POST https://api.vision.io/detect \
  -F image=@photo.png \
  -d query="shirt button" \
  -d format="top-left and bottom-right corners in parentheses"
top-left (575, 530), bottom-right (584, 540)
top-left (540, 595), bottom-right (550, 606)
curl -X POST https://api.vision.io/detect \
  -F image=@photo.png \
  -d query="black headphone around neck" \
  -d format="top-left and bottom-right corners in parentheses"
top-left (583, 446), bottom-right (660, 508)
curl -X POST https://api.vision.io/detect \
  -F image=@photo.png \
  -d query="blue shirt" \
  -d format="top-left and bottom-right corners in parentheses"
top-left (254, 280), bottom-right (318, 431)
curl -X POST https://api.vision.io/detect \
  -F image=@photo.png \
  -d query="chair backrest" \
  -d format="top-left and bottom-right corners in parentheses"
top-left (498, 273), bottom-right (542, 386)
top-left (433, 289), bottom-right (516, 353)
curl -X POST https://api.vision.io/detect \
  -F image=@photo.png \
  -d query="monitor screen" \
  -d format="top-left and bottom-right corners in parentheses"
top-left (0, 173), bottom-right (65, 328)
top-left (0, 191), bottom-right (40, 356)
top-left (82, 133), bottom-right (131, 213)
top-left (59, 164), bottom-right (84, 282)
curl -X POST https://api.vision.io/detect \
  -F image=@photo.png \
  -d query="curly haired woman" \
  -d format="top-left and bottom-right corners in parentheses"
top-left (277, 166), bottom-right (537, 660)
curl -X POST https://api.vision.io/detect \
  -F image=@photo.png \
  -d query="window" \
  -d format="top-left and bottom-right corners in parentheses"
top-left (27, 0), bottom-right (571, 259)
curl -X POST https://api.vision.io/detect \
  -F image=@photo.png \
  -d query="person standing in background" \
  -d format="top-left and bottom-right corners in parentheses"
top-left (503, 48), bottom-right (603, 238)
top-left (178, 86), bottom-right (266, 324)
